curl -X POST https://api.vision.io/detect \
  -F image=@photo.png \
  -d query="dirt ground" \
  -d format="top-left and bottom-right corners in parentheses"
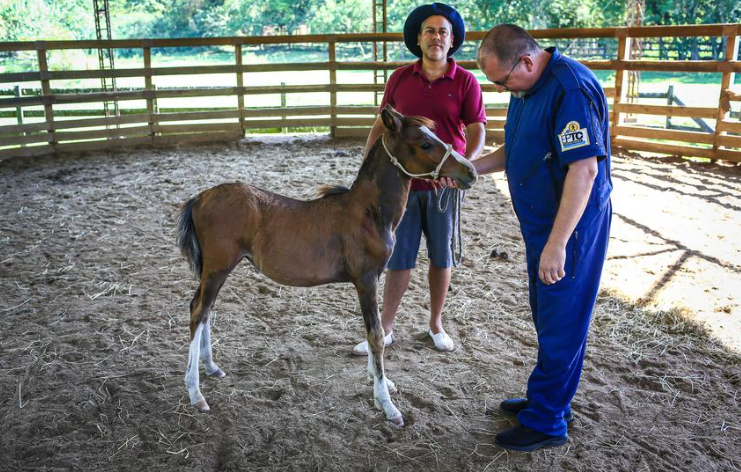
top-left (0, 136), bottom-right (739, 471)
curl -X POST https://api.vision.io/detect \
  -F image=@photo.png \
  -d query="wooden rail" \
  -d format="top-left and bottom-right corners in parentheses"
top-left (1, 24), bottom-right (740, 162)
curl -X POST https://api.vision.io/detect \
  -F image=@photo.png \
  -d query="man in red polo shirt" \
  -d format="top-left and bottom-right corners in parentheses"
top-left (352, 3), bottom-right (486, 356)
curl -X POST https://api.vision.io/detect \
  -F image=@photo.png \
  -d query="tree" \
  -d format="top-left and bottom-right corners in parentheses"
top-left (1, 0), bottom-right (58, 42)
top-left (308, 0), bottom-right (371, 34)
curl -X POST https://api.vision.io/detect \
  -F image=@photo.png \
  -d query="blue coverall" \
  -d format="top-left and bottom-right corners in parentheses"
top-left (504, 48), bottom-right (613, 437)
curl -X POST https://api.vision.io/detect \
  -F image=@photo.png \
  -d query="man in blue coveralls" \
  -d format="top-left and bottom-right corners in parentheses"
top-left (472, 24), bottom-right (613, 451)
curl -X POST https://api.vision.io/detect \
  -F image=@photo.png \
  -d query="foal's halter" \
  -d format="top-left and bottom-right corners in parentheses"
top-left (381, 134), bottom-right (455, 180)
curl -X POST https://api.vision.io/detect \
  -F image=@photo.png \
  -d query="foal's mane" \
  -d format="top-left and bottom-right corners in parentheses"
top-left (402, 115), bottom-right (436, 130)
top-left (315, 114), bottom-right (438, 199)
top-left (317, 184), bottom-right (350, 198)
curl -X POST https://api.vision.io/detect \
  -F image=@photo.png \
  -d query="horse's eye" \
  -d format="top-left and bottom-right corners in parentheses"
top-left (420, 142), bottom-right (433, 151)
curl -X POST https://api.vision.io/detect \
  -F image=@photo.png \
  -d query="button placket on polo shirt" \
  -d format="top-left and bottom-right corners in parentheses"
top-left (419, 74), bottom-right (433, 97)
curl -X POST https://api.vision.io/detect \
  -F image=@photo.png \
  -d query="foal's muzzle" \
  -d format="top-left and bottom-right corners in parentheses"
top-left (447, 149), bottom-right (478, 190)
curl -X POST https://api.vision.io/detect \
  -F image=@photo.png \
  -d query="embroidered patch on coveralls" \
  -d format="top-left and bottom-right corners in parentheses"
top-left (558, 121), bottom-right (590, 152)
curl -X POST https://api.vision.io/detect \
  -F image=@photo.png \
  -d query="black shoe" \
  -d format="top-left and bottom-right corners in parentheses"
top-left (500, 398), bottom-right (574, 423)
top-left (495, 425), bottom-right (568, 452)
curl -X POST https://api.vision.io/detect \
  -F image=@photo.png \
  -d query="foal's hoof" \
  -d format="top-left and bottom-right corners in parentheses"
top-left (208, 368), bottom-right (226, 378)
top-left (387, 413), bottom-right (404, 428)
top-left (194, 400), bottom-right (210, 412)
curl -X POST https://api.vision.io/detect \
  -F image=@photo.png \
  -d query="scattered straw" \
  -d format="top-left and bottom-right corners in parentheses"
top-left (594, 289), bottom-right (741, 365)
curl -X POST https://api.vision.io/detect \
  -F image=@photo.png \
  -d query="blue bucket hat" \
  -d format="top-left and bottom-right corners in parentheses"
top-left (403, 3), bottom-right (466, 58)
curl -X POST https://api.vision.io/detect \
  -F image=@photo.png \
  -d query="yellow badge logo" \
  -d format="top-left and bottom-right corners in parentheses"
top-left (567, 121), bottom-right (580, 132)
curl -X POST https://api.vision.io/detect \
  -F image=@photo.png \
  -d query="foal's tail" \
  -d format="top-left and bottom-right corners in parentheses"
top-left (177, 196), bottom-right (203, 280)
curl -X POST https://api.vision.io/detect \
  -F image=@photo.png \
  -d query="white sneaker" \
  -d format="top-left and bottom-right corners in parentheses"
top-left (428, 329), bottom-right (455, 352)
top-left (352, 332), bottom-right (394, 356)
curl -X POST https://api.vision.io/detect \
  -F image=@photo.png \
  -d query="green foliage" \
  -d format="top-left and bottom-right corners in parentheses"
top-left (531, 0), bottom-right (605, 28)
top-left (110, 0), bottom-right (168, 38)
top-left (309, 0), bottom-right (371, 34)
top-left (1, 0), bottom-right (77, 41)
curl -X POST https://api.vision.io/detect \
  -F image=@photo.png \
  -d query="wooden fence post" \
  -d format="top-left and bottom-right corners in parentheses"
top-left (281, 82), bottom-right (287, 133)
top-left (153, 84), bottom-right (159, 114)
top-left (713, 27), bottom-right (739, 161)
top-left (235, 40), bottom-right (245, 136)
top-left (143, 41), bottom-right (155, 141)
top-left (14, 85), bottom-right (25, 147)
top-left (14, 85), bottom-right (22, 125)
top-left (328, 37), bottom-right (337, 137)
top-left (36, 42), bottom-right (56, 150)
top-left (666, 84), bottom-right (674, 130)
top-left (611, 29), bottom-right (630, 148)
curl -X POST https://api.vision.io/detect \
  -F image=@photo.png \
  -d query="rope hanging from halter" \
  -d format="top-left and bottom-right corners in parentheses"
top-left (436, 187), bottom-right (465, 268)
top-left (382, 134), bottom-right (466, 268)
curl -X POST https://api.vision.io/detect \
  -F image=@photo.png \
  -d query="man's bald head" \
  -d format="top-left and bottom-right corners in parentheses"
top-left (478, 24), bottom-right (541, 70)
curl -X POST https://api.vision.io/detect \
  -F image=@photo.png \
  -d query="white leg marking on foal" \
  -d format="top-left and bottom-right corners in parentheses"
top-left (385, 377), bottom-right (397, 395)
top-left (368, 351), bottom-right (403, 426)
top-left (201, 320), bottom-right (225, 377)
top-left (367, 349), bottom-right (375, 383)
top-left (369, 347), bottom-right (396, 393)
top-left (374, 375), bottom-right (403, 426)
top-left (184, 323), bottom-right (209, 411)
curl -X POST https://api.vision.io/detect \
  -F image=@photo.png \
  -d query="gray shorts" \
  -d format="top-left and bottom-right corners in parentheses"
top-left (387, 190), bottom-right (455, 270)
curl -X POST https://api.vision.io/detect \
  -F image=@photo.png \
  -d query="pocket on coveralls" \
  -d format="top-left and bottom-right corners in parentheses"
top-left (571, 231), bottom-right (580, 279)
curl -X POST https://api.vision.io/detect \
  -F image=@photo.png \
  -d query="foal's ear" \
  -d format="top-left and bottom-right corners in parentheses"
top-left (381, 105), bottom-right (403, 133)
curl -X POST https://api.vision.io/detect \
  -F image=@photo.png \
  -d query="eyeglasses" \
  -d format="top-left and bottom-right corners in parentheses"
top-left (489, 55), bottom-right (527, 89)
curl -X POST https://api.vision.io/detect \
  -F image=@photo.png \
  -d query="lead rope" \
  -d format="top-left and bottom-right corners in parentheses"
top-left (436, 187), bottom-right (465, 268)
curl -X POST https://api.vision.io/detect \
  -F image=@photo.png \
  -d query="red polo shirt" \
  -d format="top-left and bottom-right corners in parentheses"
top-left (380, 58), bottom-right (486, 191)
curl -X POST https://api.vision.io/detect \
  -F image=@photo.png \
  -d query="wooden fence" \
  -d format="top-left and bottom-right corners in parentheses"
top-left (0, 24), bottom-right (740, 162)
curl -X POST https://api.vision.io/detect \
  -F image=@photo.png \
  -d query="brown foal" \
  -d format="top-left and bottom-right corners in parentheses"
top-left (177, 105), bottom-right (477, 426)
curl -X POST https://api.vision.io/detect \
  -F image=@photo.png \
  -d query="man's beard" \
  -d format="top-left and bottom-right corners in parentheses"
top-left (423, 43), bottom-right (447, 61)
